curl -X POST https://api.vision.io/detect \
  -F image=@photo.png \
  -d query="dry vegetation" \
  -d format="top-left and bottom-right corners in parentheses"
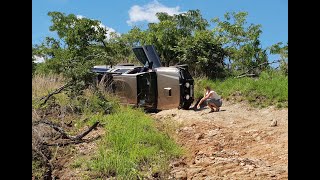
top-left (32, 75), bottom-right (104, 179)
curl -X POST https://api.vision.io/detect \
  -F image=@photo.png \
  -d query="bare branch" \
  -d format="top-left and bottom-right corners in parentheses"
top-left (45, 135), bottom-right (101, 147)
top-left (39, 82), bottom-right (71, 106)
top-left (75, 121), bottom-right (99, 139)
top-left (34, 119), bottom-right (100, 141)
top-left (234, 60), bottom-right (281, 78)
top-left (235, 73), bottom-right (256, 79)
top-left (35, 120), bottom-right (71, 139)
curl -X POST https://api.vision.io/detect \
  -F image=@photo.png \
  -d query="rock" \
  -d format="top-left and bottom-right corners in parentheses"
top-left (252, 133), bottom-right (259, 138)
top-left (194, 158), bottom-right (202, 164)
top-left (197, 151), bottom-right (204, 155)
top-left (207, 129), bottom-right (219, 137)
top-left (196, 157), bottom-right (213, 167)
top-left (247, 165), bottom-right (255, 170)
top-left (174, 170), bottom-right (187, 180)
top-left (195, 133), bottom-right (205, 140)
top-left (187, 166), bottom-right (203, 176)
top-left (270, 119), bottom-right (277, 127)
top-left (170, 161), bottom-right (187, 167)
top-left (181, 127), bottom-right (194, 132)
top-left (240, 162), bottom-right (246, 166)
top-left (256, 136), bottom-right (261, 141)
top-left (171, 113), bottom-right (177, 117)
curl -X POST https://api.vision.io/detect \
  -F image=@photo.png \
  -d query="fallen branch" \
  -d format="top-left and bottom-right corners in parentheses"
top-left (34, 119), bottom-right (99, 141)
top-left (75, 121), bottom-right (99, 140)
top-left (234, 73), bottom-right (256, 79)
top-left (32, 119), bottom-right (100, 179)
top-left (234, 60), bottom-right (281, 78)
top-left (45, 135), bottom-right (101, 147)
top-left (39, 82), bottom-right (71, 106)
top-left (35, 120), bottom-right (71, 139)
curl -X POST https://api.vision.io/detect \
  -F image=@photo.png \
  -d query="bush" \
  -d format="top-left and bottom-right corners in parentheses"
top-left (194, 70), bottom-right (288, 108)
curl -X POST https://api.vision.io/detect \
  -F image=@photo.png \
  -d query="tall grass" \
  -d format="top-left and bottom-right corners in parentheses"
top-left (89, 106), bottom-right (182, 179)
top-left (194, 71), bottom-right (288, 108)
top-left (32, 74), bottom-right (65, 99)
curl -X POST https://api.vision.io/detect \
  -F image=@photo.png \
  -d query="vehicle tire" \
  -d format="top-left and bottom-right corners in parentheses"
top-left (181, 102), bottom-right (192, 110)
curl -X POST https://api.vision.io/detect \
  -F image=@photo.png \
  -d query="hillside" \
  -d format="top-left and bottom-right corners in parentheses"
top-left (152, 101), bottom-right (288, 179)
top-left (55, 101), bottom-right (288, 179)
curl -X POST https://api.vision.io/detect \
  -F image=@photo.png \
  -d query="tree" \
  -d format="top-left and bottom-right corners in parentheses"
top-left (270, 42), bottom-right (288, 75)
top-left (118, 9), bottom-right (226, 78)
top-left (143, 10), bottom-right (209, 67)
top-left (34, 12), bottom-right (115, 96)
top-left (174, 30), bottom-right (226, 78)
top-left (212, 12), bottom-right (268, 75)
top-left (32, 47), bottom-right (37, 77)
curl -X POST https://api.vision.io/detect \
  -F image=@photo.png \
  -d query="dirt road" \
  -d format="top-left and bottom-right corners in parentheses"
top-left (152, 101), bottom-right (288, 180)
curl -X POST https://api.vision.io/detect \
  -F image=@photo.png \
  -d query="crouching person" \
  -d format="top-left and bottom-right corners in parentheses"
top-left (196, 86), bottom-right (222, 113)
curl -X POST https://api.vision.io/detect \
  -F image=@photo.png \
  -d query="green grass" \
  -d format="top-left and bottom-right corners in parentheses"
top-left (194, 71), bottom-right (288, 108)
top-left (89, 106), bottom-right (182, 179)
top-left (32, 160), bottom-right (46, 179)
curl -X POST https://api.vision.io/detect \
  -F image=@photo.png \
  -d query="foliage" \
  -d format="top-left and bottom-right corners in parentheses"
top-left (143, 10), bottom-right (210, 67)
top-left (124, 10), bottom-right (225, 77)
top-left (194, 70), bottom-right (288, 108)
top-left (174, 30), bottom-right (227, 78)
top-left (269, 42), bottom-right (288, 75)
top-left (212, 12), bottom-right (268, 75)
top-left (32, 46), bottom-right (39, 77)
top-left (33, 12), bottom-right (114, 96)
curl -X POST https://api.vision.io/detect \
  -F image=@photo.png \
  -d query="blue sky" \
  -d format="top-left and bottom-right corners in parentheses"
top-left (32, 0), bottom-right (288, 51)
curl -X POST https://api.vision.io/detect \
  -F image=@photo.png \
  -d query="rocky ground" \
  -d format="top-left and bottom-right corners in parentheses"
top-left (152, 100), bottom-right (288, 180)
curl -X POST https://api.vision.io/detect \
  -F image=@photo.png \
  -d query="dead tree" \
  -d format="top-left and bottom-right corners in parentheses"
top-left (234, 60), bottom-right (281, 78)
top-left (32, 119), bottom-right (100, 179)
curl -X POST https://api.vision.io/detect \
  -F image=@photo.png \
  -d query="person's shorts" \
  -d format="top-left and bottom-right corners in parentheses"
top-left (205, 98), bottom-right (222, 107)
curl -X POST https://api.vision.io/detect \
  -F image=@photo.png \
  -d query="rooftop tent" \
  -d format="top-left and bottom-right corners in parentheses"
top-left (132, 45), bottom-right (162, 68)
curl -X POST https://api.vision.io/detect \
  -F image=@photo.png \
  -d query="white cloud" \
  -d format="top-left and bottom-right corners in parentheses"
top-left (76, 15), bottom-right (85, 19)
top-left (97, 23), bottom-right (119, 39)
top-left (76, 14), bottom-right (119, 39)
top-left (127, 0), bottom-right (183, 25)
top-left (34, 56), bottom-right (45, 63)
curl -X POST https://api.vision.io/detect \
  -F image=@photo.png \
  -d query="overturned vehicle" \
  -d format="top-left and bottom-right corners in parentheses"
top-left (92, 45), bottom-right (194, 110)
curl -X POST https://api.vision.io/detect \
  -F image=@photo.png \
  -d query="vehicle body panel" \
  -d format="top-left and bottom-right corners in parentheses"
top-left (155, 67), bottom-right (181, 109)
